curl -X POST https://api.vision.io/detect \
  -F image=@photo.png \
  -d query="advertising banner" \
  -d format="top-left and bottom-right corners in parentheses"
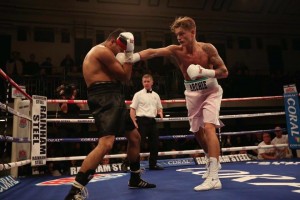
top-left (31, 95), bottom-right (47, 166)
top-left (283, 84), bottom-right (300, 149)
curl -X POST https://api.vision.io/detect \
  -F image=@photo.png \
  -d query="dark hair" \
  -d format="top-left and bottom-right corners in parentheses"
top-left (107, 28), bottom-right (126, 40)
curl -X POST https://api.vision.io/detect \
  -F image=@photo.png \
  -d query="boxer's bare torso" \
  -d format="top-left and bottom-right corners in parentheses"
top-left (82, 44), bottom-right (132, 87)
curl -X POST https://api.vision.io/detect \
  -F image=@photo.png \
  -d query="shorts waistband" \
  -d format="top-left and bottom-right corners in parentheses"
top-left (184, 78), bottom-right (218, 92)
top-left (87, 81), bottom-right (122, 93)
top-left (89, 81), bottom-right (119, 87)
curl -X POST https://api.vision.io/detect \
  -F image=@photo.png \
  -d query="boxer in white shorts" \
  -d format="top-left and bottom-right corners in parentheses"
top-left (184, 77), bottom-right (223, 132)
top-left (137, 16), bottom-right (229, 191)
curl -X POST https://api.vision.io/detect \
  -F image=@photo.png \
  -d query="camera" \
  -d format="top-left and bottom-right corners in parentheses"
top-left (56, 83), bottom-right (77, 99)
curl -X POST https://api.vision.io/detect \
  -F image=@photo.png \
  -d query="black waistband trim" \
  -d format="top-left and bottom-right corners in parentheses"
top-left (88, 81), bottom-right (119, 88)
top-left (87, 81), bottom-right (122, 93)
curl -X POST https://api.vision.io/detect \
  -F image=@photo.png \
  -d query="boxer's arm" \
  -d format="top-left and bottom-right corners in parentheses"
top-left (138, 46), bottom-right (173, 60)
top-left (203, 43), bottom-right (228, 79)
top-left (100, 48), bottom-right (133, 81)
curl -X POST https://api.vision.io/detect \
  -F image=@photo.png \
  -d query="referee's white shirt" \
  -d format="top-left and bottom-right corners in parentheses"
top-left (130, 88), bottom-right (163, 118)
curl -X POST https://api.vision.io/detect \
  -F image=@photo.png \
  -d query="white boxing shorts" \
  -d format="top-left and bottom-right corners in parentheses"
top-left (184, 77), bottom-right (224, 133)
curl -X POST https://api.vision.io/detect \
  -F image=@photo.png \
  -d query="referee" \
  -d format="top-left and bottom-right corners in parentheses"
top-left (130, 74), bottom-right (164, 170)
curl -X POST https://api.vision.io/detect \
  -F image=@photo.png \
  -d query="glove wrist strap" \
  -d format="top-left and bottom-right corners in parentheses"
top-left (201, 68), bottom-right (215, 78)
top-left (124, 51), bottom-right (133, 63)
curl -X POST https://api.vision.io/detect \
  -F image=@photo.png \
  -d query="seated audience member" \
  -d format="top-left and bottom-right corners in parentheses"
top-left (258, 132), bottom-right (277, 160)
top-left (222, 135), bottom-right (235, 155)
top-left (251, 132), bottom-right (263, 157)
top-left (101, 156), bottom-right (110, 165)
top-left (271, 126), bottom-right (292, 159)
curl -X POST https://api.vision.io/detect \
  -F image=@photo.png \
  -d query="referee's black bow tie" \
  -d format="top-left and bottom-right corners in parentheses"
top-left (147, 90), bottom-right (152, 93)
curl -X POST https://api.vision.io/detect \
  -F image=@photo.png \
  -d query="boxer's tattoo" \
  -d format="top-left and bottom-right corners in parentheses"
top-left (210, 55), bottom-right (224, 67)
top-left (203, 44), bottom-right (224, 67)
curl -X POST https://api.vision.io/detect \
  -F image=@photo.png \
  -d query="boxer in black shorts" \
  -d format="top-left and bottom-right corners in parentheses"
top-left (87, 81), bottom-right (135, 136)
top-left (65, 29), bottom-right (155, 200)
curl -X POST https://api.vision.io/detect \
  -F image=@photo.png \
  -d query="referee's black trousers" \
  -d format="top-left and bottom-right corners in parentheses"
top-left (136, 116), bottom-right (159, 167)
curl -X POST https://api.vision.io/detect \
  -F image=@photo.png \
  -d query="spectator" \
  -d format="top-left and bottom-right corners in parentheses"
top-left (101, 156), bottom-right (110, 165)
top-left (257, 132), bottom-right (277, 160)
top-left (47, 162), bottom-right (62, 176)
top-left (271, 126), bottom-right (292, 159)
top-left (251, 132), bottom-right (263, 157)
top-left (222, 135), bottom-right (235, 155)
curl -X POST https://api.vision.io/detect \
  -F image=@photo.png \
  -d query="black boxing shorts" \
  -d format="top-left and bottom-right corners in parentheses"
top-left (87, 81), bottom-right (135, 137)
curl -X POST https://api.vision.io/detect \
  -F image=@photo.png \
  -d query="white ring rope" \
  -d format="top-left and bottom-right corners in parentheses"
top-left (0, 101), bottom-right (32, 121)
top-left (47, 94), bottom-right (300, 104)
top-left (0, 159), bottom-right (31, 171)
top-left (46, 112), bottom-right (285, 124)
top-left (0, 143), bottom-right (288, 170)
top-left (45, 144), bottom-right (288, 162)
top-left (0, 135), bottom-right (30, 142)
top-left (219, 112), bottom-right (285, 119)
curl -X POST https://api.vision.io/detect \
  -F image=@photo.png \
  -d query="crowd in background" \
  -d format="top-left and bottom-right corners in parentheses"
top-left (4, 51), bottom-right (81, 79)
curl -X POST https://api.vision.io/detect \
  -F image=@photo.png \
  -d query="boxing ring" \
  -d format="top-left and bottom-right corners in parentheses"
top-left (1, 68), bottom-right (300, 200)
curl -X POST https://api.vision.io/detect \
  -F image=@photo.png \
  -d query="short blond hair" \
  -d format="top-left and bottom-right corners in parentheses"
top-left (170, 16), bottom-right (196, 32)
top-left (142, 74), bottom-right (153, 80)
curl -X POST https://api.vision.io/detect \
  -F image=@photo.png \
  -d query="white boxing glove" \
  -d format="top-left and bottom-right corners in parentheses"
top-left (116, 32), bottom-right (135, 63)
top-left (187, 64), bottom-right (215, 80)
top-left (116, 53), bottom-right (140, 65)
top-left (116, 32), bottom-right (134, 52)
